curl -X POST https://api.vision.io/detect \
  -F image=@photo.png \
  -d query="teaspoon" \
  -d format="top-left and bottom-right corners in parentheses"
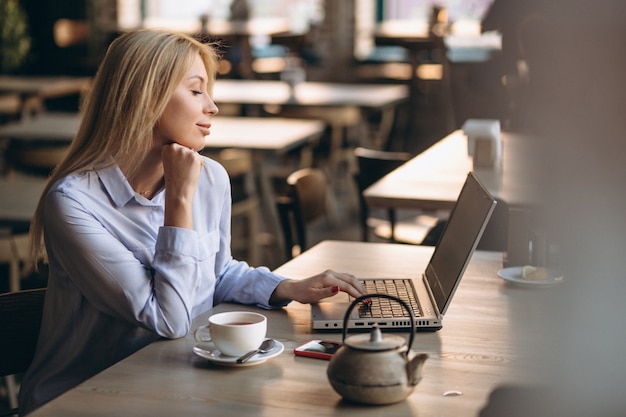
top-left (236, 339), bottom-right (276, 363)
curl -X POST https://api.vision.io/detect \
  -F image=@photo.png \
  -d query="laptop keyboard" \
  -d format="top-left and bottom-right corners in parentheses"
top-left (357, 279), bottom-right (421, 318)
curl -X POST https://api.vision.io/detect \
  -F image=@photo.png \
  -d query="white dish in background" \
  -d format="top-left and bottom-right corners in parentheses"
top-left (497, 266), bottom-right (564, 288)
top-left (193, 339), bottom-right (284, 367)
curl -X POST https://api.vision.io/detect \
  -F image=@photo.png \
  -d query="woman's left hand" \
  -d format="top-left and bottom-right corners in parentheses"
top-left (270, 270), bottom-right (367, 305)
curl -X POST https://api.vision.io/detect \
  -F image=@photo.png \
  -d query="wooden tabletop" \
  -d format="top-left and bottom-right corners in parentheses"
top-left (0, 112), bottom-right (80, 143)
top-left (213, 79), bottom-right (409, 109)
top-left (0, 113), bottom-right (324, 152)
top-left (206, 116), bottom-right (324, 154)
top-left (0, 76), bottom-right (91, 98)
top-left (29, 240), bottom-right (538, 417)
top-left (363, 129), bottom-right (538, 211)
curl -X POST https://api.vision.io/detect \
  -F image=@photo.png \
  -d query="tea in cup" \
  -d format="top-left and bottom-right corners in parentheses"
top-left (194, 311), bottom-right (267, 357)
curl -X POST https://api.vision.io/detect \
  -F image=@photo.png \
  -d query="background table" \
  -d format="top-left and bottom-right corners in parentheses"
top-left (0, 113), bottom-right (324, 151)
top-left (363, 129), bottom-right (536, 211)
top-left (29, 240), bottom-right (538, 417)
top-left (363, 129), bottom-right (540, 263)
top-left (213, 79), bottom-right (408, 150)
top-left (0, 76), bottom-right (91, 117)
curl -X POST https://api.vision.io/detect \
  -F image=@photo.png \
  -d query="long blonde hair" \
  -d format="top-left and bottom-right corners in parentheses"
top-left (29, 29), bottom-right (219, 262)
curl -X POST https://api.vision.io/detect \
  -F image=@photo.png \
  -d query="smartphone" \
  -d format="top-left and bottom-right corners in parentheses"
top-left (294, 340), bottom-right (342, 360)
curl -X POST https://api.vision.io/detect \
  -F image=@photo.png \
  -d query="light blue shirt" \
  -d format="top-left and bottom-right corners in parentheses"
top-left (20, 156), bottom-right (287, 415)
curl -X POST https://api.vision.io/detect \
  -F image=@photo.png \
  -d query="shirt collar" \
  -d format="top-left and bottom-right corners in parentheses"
top-left (94, 155), bottom-right (214, 207)
top-left (95, 160), bottom-right (163, 207)
top-left (95, 162), bottom-right (136, 207)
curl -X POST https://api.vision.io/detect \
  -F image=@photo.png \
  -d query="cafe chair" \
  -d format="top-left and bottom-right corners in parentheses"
top-left (0, 232), bottom-right (29, 293)
top-left (5, 145), bottom-right (68, 178)
top-left (0, 288), bottom-right (46, 417)
top-left (352, 147), bottom-right (449, 246)
top-left (202, 149), bottom-right (261, 265)
top-left (264, 105), bottom-right (362, 188)
top-left (352, 147), bottom-right (412, 242)
top-left (415, 198), bottom-right (509, 250)
top-left (0, 144), bottom-right (67, 291)
top-left (276, 168), bottom-right (334, 260)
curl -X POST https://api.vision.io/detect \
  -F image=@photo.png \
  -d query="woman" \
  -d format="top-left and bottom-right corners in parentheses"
top-left (19, 29), bottom-right (364, 415)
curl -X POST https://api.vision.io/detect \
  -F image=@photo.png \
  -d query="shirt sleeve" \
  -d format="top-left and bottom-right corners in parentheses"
top-left (214, 259), bottom-right (290, 309)
top-left (44, 190), bottom-right (202, 339)
top-left (208, 163), bottom-right (290, 309)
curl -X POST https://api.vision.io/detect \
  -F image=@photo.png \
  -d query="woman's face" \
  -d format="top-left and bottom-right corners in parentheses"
top-left (154, 55), bottom-right (219, 151)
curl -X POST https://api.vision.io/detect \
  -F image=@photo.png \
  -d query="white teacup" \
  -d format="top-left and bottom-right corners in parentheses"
top-left (194, 311), bottom-right (267, 357)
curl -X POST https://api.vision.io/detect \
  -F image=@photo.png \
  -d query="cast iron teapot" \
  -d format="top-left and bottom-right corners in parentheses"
top-left (326, 294), bottom-right (428, 405)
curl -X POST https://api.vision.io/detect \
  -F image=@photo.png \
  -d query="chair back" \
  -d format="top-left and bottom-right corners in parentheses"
top-left (277, 168), bottom-right (329, 260)
top-left (353, 147), bottom-right (411, 241)
top-left (203, 148), bottom-right (260, 265)
top-left (0, 288), bottom-right (46, 378)
top-left (5, 145), bottom-right (68, 177)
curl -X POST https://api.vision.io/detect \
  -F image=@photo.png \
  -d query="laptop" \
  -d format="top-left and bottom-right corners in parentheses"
top-left (311, 172), bottom-right (497, 332)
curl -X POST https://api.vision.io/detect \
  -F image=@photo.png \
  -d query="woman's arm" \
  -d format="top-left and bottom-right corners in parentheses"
top-left (44, 189), bottom-right (205, 338)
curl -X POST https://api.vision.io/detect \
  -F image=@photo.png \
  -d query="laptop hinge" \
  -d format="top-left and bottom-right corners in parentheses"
top-left (422, 272), bottom-right (443, 319)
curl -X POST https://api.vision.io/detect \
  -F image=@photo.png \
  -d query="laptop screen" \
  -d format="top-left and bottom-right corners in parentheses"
top-left (425, 172), bottom-right (497, 315)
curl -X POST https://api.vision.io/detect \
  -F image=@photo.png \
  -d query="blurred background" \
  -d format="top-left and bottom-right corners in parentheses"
top-left (2, 1), bottom-right (626, 415)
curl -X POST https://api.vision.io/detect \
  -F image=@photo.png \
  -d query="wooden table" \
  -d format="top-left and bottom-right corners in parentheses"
top-left (363, 129), bottom-right (536, 211)
top-left (0, 113), bottom-right (324, 152)
top-left (213, 79), bottom-right (409, 150)
top-left (0, 113), bottom-right (325, 182)
top-left (0, 112), bottom-right (80, 145)
top-left (364, 129), bottom-right (539, 263)
top-left (28, 240), bottom-right (538, 417)
top-left (0, 76), bottom-right (91, 117)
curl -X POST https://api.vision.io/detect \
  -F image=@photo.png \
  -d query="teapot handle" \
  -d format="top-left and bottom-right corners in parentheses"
top-left (341, 293), bottom-right (415, 351)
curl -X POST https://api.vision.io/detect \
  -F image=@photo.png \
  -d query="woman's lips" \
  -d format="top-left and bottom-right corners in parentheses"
top-left (197, 123), bottom-right (211, 135)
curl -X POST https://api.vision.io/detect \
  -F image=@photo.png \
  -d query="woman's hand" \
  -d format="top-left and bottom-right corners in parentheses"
top-left (269, 270), bottom-right (367, 305)
top-left (162, 143), bottom-right (203, 229)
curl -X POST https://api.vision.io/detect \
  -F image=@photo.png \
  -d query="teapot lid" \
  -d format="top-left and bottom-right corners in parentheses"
top-left (344, 326), bottom-right (406, 351)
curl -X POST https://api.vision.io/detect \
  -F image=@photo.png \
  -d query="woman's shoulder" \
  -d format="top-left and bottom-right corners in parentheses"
top-left (200, 154), bottom-right (229, 183)
top-left (48, 169), bottom-right (98, 195)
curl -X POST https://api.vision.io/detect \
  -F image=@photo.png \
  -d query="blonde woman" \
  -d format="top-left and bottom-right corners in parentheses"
top-left (19, 29), bottom-right (364, 415)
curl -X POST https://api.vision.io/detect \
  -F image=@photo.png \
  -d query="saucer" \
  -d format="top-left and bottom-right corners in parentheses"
top-left (193, 339), bottom-right (284, 367)
top-left (497, 266), bottom-right (564, 288)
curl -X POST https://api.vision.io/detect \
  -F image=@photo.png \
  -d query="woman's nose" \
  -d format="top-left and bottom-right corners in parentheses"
top-left (205, 96), bottom-right (219, 115)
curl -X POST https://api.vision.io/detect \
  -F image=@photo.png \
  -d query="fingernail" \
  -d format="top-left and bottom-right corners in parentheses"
top-left (332, 285), bottom-right (340, 293)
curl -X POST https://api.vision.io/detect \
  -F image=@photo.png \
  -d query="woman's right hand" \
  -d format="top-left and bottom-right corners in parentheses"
top-left (161, 143), bottom-right (204, 229)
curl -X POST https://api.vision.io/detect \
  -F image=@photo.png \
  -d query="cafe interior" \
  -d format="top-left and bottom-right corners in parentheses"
top-left (1, 0), bottom-right (626, 416)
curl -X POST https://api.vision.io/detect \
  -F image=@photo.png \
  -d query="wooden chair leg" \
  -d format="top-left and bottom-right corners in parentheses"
top-left (387, 208), bottom-right (397, 242)
top-left (4, 374), bottom-right (19, 410)
top-left (276, 197), bottom-right (295, 261)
